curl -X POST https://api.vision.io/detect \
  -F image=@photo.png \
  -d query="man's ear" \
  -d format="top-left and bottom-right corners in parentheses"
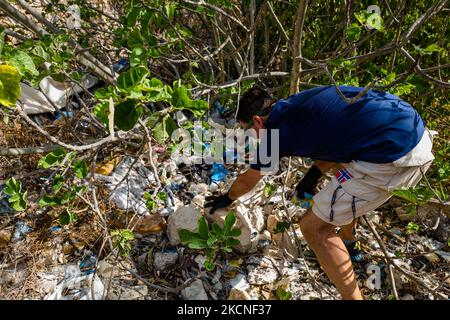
top-left (253, 115), bottom-right (264, 128)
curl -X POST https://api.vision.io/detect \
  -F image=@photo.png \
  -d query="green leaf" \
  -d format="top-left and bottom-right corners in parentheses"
top-left (127, 6), bottom-right (141, 27)
top-left (264, 183), bottom-right (276, 198)
top-left (187, 237), bottom-right (209, 249)
top-left (273, 221), bottom-right (289, 234)
top-left (148, 47), bottom-right (160, 59)
top-left (9, 50), bottom-right (39, 77)
top-left (204, 259), bottom-right (215, 271)
top-left (414, 44), bottom-right (443, 56)
top-left (179, 229), bottom-right (197, 244)
top-left (275, 287), bottom-right (292, 300)
top-left (146, 199), bottom-right (157, 211)
top-left (39, 195), bottom-right (62, 207)
top-left (0, 27), bottom-right (4, 55)
top-left (153, 115), bottom-right (178, 143)
top-left (59, 209), bottom-right (78, 226)
top-left (406, 222), bottom-right (420, 235)
top-left (114, 99), bottom-right (141, 131)
top-left (207, 236), bottom-right (218, 247)
top-left (127, 28), bottom-right (144, 48)
top-left (52, 174), bottom-right (64, 193)
top-left (73, 160), bottom-right (88, 179)
top-left (38, 148), bottom-right (67, 169)
top-left (228, 228), bottom-right (241, 237)
top-left (4, 177), bottom-right (20, 194)
top-left (198, 217), bottom-right (209, 239)
top-left (223, 211), bottom-right (236, 236)
top-left (157, 191), bottom-right (168, 201)
top-left (347, 23), bottom-right (361, 42)
top-left (117, 66), bottom-right (149, 92)
top-left (170, 83), bottom-right (207, 117)
top-left (165, 2), bottom-right (176, 20)
top-left (407, 75), bottom-right (430, 92)
top-left (224, 238), bottom-right (240, 247)
top-left (392, 188), bottom-right (418, 204)
top-left (12, 191), bottom-right (27, 211)
top-left (130, 46), bottom-right (148, 67)
top-left (121, 229), bottom-right (135, 241)
top-left (0, 64), bottom-right (21, 107)
top-left (366, 13), bottom-right (385, 32)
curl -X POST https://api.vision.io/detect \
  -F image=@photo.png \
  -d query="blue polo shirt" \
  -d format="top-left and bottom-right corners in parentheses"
top-left (250, 85), bottom-right (425, 171)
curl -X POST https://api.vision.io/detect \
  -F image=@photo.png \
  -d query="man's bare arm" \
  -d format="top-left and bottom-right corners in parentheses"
top-left (228, 168), bottom-right (263, 200)
top-left (314, 160), bottom-right (338, 174)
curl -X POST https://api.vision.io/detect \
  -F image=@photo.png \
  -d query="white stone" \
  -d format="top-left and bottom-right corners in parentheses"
top-left (205, 206), bottom-right (257, 254)
top-left (181, 279), bottom-right (208, 300)
top-left (167, 206), bottom-right (202, 246)
top-left (247, 265), bottom-right (279, 285)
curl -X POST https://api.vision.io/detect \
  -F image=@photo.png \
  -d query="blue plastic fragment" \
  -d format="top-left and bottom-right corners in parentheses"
top-left (113, 57), bottom-right (130, 73)
top-left (298, 192), bottom-right (314, 209)
top-left (51, 226), bottom-right (62, 232)
top-left (12, 221), bottom-right (31, 242)
top-left (210, 163), bottom-right (228, 183)
top-left (79, 255), bottom-right (97, 275)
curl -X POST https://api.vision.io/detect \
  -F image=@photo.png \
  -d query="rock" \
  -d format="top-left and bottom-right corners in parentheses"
top-left (259, 230), bottom-right (271, 241)
top-left (401, 294), bottom-right (415, 300)
top-left (167, 206), bottom-right (202, 246)
top-left (118, 285), bottom-right (148, 300)
top-left (266, 214), bottom-right (298, 259)
top-left (97, 260), bottom-right (115, 279)
top-left (248, 206), bottom-right (265, 233)
top-left (228, 288), bottom-right (251, 300)
top-left (247, 265), bottom-right (279, 285)
top-left (194, 255), bottom-right (206, 270)
top-left (191, 194), bottom-right (205, 207)
top-left (181, 279), bottom-right (208, 300)
top-left (229, 273), bottom-right (250, 290)
top-left (153, 251), bottom-right (178, 271)
top-left (205, 206), bottom-right (256, 254)
top-left (0, 227), bottom-right (13, 243)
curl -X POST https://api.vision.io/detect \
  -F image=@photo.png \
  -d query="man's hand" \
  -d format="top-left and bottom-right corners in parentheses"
top-left (204, 193), bottom-right (234, 214)
top-left (295, 165), bottom-right (322, 200)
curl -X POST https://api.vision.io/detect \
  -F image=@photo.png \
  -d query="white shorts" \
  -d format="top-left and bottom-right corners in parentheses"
top-left (312, 129), bottom-right (436, 226)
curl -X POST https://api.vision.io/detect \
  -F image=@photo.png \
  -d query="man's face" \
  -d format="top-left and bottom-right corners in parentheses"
top-left (239, 116), bottom-right (265, 138)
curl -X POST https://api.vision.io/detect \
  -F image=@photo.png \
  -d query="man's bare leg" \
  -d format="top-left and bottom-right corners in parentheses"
top-left (340, 219), bottom-right (357, 241)
top-left (300, 210), bottom-right (363, 300)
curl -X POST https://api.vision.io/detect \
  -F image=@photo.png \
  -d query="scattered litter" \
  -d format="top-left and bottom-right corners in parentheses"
top-left (45, 264), bottom-right (105, 300)
top-left (210, 163), bottom-right (228, 183)
top-left (95, 156), bottom-right (156, 215)
top-left (12, 221), bottom-right (31, 242)
top-left (20, 74), bottom-right (98, 115)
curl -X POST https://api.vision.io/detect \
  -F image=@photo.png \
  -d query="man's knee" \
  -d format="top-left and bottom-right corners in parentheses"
top-left (300, 209), bottom-right (334, 243)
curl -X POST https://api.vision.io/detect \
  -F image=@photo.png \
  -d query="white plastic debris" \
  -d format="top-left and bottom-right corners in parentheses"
top-left (45, 265), bottom-right (105, 300)
top-left (19, 74), bottom-right (98, 115)
top-left (95, 157), bottom-right (156, 215)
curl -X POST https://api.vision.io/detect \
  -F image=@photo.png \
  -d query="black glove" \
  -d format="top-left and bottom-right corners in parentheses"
top-left (295, 165), bottom-right (322, 200)
top-left (204, 193), bottom-right (234, 214)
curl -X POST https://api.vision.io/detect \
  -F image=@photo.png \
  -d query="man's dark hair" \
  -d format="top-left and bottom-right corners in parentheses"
top-left (236, 86), bottom-right (276, 123)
